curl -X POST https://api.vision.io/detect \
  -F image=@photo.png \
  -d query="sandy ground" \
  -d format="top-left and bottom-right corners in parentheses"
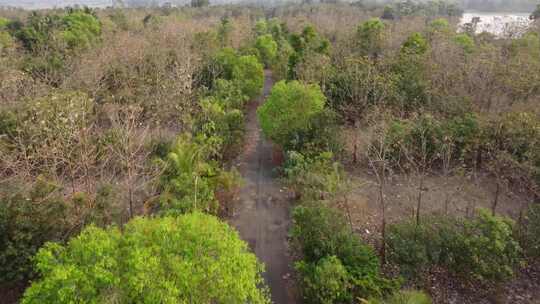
top-left (230, 70), bottom-right (297, 304)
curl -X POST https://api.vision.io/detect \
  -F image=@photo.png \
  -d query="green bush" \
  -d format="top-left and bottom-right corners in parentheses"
top-left (296, 256), bottom-right (351, 304)
top-left (22, 213), bottom-right (269, 304)
top-left (523, 204), bottom-right (540, 258)
top-left (356, 18), bottom-right (386, 57)
top-left (61, 11), bottom-right (101, 50)
top-left (370, 290), bottom-right (432, 304)
top-left (255, 34), bottom-right (278, 67)
top-left (232, 55), bottom-right (264, 99)
top-left (454, 33), bottom-right (475, 54)
top-left (284, 151), bottom-right (345, 201)
top-left (0, 178), bottom-right (70, 283)
top-left (196, 98), bottom-right (245, 159)
top-left (291, 205), bottom-right (397, 300)
top-left (387, 209), bottom-right (522, 283)
top-left (257, 80), bottom-right (325, 148)
top-left (157, 135), bottom-right (220, 215)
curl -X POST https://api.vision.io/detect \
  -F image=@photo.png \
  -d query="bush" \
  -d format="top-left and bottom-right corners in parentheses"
top-left (387, 209), bottom-right (522, 283)
top-left (257, 80), bottom-right (325, 148)
top-left (61, 10), bottom-right (101, 50)
top-left (370, 290), bottom-right (432, 304)
top-left (291, 205), bottom-right (397, 300)
top-left (255, 34), bottom-right (278, 67)
top-left (356, 18), bottom-right (386, 57)
top-left (157, 135), bottom-right (220, 215)
top-left (296, 256), bottom-right (351, 304)
top-left (232, 55), bottom-right (264, 99)
top-left (22, 213), bottom-right (269, 304)
top-left (0, 178), bottom-right (70, 283)
top-left (523, 204), bottom-right (540, 258)
top-left (284, 151), bottom-right (344, 201)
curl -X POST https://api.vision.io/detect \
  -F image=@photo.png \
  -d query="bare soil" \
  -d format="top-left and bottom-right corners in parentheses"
top-left (230, 70), bottom-right (297, 304)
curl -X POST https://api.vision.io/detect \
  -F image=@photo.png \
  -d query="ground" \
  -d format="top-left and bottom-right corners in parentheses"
top-left (229, 70), bottom-right (298, 304)
top-left (340, 127), bottom-right (540, 304)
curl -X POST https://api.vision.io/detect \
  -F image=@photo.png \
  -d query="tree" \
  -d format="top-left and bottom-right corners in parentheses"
top-left (257, 80), bottom-right (325, 148)
top-left (356, 18), bottom-right (386, 58)
top-left (22, 213), bottom-right (270, 304)
top-left (255, 34), bottom-right (278, 67)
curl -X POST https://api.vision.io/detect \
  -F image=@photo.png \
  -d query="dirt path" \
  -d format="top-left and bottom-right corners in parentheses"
top-left (230, 70), bottom-right (297, 304)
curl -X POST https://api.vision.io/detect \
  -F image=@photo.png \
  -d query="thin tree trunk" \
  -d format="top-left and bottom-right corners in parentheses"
top-left (416, 174), bottom-right (424, 226)
top-left (492, 181), bottom-right (500, 215)
top-left (379, 182), bottom-right (386, 264)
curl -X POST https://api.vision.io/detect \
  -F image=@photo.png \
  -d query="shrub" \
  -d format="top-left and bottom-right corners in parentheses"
top-left (357, 18), bottom-right (386, 57)
top-left (387, 209), bottom-right (522, 283)
top-left (61, 10), bottom-right (101, 50)
top-left (0, 178), bottom-right (70, 283)
top-left (255, 34), bottom-right (278, 67)
top-left (196, 98), bottom-right (245, 159)
top-left (454, 33), bottom-right (475, 54)
top-left (232, 55), bottom-right (264, 99)
top-left (22, 213), bottom-right (270, 304)
top-left (291, 205), bottom-right (397, 299)
top-left (523, 204), bottom-right (540, 258)
top-left (257, 80), bottom-right (325, 148)
top-left (369, 290), bottom-right (432, 304)
top-left (296, 256), bottom-right (351, 304)
top-left (284, 151), bottom-right (345, 201)
top-left (157, 135), bottom-right (220, 215)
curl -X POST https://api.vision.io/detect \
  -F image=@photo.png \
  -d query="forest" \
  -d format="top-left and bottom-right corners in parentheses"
top-left (0, 0), bottom-right (539, 303)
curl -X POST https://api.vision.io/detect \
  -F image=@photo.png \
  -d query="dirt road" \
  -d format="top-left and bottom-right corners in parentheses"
top-left (230, 70), bottom-right (297, 304)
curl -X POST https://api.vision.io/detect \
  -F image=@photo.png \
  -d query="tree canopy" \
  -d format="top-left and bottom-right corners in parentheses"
top-left (22, 213), bottom-right (270, 304)
top-left (257, 80), bottom-right (326, 147)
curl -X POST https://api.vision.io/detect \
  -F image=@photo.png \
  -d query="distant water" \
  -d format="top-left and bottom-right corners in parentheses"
top-left (459, 12), bottom-right (533, 37)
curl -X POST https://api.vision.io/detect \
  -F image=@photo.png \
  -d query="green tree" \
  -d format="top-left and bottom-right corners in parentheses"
top-left (257, 80), bottom-right (325, 148)
top-left (61, 10), bottom-right (101, 50)
top-left (255, 34), bottom-right (278, 67)
top-left (0, 178), bottom-right (71, 284)
top-left (296, 256), bottom-right (351, 304)
top-left (22, 213), bottom-right (270, 304)
top-left (232, 55), bottom-right (264, 99)
top-left (356, 18), bottom-right (386, 58)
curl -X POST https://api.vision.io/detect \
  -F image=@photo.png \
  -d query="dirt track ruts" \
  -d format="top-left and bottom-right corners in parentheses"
top-left (230, 70), bottom-right (297, 304)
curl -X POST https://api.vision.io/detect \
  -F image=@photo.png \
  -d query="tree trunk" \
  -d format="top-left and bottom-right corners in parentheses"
top-left (379, 183), bottom-right (386, 264)
top-left (492, 181), bottom-right (500, 215)
top-left (416, 175), bottom-right (424, 226)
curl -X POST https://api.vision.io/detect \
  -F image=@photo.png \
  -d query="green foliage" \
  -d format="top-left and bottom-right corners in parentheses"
top-left (357, 18), bottom-right (386, 57)
top-left (232, 55), bottom-right (264, 99)
top-left (454, 33), bottom-right (475, 54)
top-left (196, 97), bottom-right (245, 159)
top-left (401, 32), bottom-right (428, 56)
top-left (257, 80), bottom-right (325, 148)
top-left (288, 25), bottom-right (330, 79)
top-left (207, 48), bottom-right (264, 99)
top-left (523, 204), bottom-right (540, 258)
top-left (157, 135), bottom-right (220, 215)
top-left (22, 213), bottom-right (270, 304)
top-left (369, 290), bottom-right (432, 304)
top-left (291, 204), bottom-right (397, 301)
top-left (387, 209), bottom-right (522, 283)
top-left (0, 178), bottom-right (70, 283)
top-left (255, 34), bottom-right (278, 67)
top-left (296, 256), bottom-right (351, 304)
top-left (284, 151), bottom-right (345, 201)
top-left (61, 11), bottom-right (101, 50)
top-left (0, 17), bottom-right (9, 29)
